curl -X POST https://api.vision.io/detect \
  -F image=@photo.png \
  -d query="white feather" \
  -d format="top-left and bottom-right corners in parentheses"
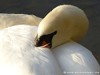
top-left (0, 25), bottom-right (63, 75)
top-left (52, 41), bottom-right (100, 75)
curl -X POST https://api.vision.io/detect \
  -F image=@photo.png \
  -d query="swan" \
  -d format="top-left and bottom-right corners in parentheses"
top-left (0, 25), bottom-right (63, 75)
top-left (0, 4), bottom-right (99, 75)
top-left (0, 13), bottom-right (42, 29)
top-left (35, 5), bottom-right (100, 75)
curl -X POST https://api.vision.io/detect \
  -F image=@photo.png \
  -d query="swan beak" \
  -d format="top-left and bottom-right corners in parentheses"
top-left (34, 34), bottom-right (52, 48)
top-left (35, 31), bottom-right (57, 48)
top-left (34, 31), bottom-right (57, 48)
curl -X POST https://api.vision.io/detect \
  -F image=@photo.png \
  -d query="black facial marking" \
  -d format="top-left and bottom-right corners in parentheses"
top-left (35, 31), bottom-right (57, 48)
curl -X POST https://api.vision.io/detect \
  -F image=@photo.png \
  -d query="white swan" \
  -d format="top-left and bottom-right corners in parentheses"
top-left (0, 25), bottom-right (63, 75)
top-left (0, 13), bottom-right (42, 29)
top-left (0, 4), bottom-right (99, 75)
top-left (35, 5), bottom-right (100, 75)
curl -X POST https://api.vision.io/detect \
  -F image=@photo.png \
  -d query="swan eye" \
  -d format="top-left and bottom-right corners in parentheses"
top-left (35, 31), bottom-right (57, 48)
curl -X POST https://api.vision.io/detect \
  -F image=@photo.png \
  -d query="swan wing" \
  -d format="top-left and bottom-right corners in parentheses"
top-left (53, 41), bottom-right (100, 75)
top-left (0, 25), bottom-right (63, 75)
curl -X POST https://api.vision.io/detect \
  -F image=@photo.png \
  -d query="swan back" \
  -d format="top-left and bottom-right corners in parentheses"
top-left (53, 41), bottom-right (100, 75)
top-left (0, 25), bottom-right (63, 75)
top-left (0, 14), bottom-right (42, 29)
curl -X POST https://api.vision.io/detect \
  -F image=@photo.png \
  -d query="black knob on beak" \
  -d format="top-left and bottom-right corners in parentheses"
top-left (34, 31), bottom-right (57, 48)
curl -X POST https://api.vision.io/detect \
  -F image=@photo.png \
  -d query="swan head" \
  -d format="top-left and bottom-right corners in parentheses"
top-left (35, 5), bottom-right (89, 48)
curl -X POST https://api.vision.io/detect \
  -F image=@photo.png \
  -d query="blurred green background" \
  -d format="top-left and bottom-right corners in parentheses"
top-left (0, 0), bottom-right (100, 63)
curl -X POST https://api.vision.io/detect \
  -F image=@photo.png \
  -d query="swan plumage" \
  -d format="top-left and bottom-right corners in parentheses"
top-left (0, 25), bottom-right (63, 75)
top-left (53, 41), bottom-right (100, 75)
top-left (0, 14), bottom-right (42, 29)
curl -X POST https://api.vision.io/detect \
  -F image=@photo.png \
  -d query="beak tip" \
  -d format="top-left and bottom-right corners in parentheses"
top-left (34, 40), bottom-right (38, 47)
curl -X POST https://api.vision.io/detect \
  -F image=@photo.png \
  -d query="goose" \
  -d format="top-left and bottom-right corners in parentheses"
top-left (35, 5), bottom-right (100, 75)
top-left (0, 25), bottom-right (63, 75)
top-left (0, 13), bottom-right (42, 29)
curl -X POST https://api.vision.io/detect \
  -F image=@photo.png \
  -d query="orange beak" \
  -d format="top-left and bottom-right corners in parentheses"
top-left (42, 41), bottom-right (50, 48)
